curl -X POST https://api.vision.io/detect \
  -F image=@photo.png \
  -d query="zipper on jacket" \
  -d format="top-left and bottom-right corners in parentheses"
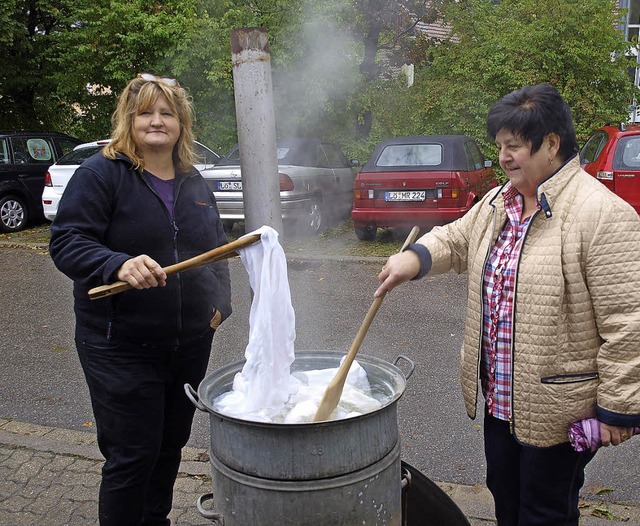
top-left (476, 202), bottom-right (499, 417)
top-left (508, 207), bottom-right (541, 436)
top-left (172, 178), bottom-right (185, 338)
top-left (106, 296), bottom-right (117, 340)
top-left (139, 169), bottom-right (195, 339)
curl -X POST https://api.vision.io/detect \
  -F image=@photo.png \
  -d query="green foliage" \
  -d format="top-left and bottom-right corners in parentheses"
top-left (54, 0), bottom-right (198, 139)
top-left (404, 0), bottom-right (638, 160)
top-left (1, 0), bottom-right (83, 131)
top-left (167, 0), bottom-right (310, 152)
top-left (1, 0), bottom-right (637, 166)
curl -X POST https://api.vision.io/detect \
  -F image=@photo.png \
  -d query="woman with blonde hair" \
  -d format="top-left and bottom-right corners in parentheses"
top-left (50, 74), bottom-right (231, 525)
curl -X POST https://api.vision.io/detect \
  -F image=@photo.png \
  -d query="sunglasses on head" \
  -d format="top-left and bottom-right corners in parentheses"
top-left (137, 73), bottom-right (179, 87)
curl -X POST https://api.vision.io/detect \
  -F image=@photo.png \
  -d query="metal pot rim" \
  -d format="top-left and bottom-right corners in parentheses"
top-left (196, 350), bottom-right (408, 426)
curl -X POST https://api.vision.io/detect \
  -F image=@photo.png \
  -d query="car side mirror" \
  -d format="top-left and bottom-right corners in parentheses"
top-left (484, 160), bottom-right (493, 168)
top-left (350, 159), bottom-right (360, 167)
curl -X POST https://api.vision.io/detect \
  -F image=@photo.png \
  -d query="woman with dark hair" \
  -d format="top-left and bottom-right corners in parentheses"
top-left (376, 83), bottom-right (640, 525)
top-left (50, 74), bottom-right (232, 526)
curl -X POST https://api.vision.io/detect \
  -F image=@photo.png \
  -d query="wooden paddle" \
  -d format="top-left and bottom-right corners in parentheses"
top-left (312, 226), bottom-right (421, 422)
top-left (88, 233), bottom-right (261, 300)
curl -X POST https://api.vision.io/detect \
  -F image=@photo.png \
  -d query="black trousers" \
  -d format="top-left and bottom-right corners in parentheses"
top-left (484, 410), bottom-right (596, 526)
top-left (76, 329), bottom-right (214, 526)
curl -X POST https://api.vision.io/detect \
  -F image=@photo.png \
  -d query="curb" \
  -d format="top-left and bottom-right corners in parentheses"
top-left (0, 239), bottom-right (389, 263)
top-left (0, 417), bottom-right (209, 476)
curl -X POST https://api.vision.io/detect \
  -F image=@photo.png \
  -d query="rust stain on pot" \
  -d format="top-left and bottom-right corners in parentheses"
top-left (231, 27), bottom-right (270, 54)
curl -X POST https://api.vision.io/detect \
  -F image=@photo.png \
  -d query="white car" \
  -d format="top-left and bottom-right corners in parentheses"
top-left (42, 139), bottom-right (220, 221)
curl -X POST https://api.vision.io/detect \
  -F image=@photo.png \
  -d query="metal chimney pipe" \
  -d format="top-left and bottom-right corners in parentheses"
top-left (230, 28), bottom-right (283, 237)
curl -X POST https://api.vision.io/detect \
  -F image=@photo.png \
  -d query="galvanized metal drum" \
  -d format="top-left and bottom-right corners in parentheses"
top-left (201, 442), bottom-right (402, 526)
top-left (185, 351), bottom-right (414, 525)
top-left (186, 351), bottom-right (414, 481)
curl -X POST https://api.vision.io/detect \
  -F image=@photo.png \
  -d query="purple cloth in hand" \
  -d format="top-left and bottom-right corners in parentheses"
top-left (568, 418), bottom-right (640, 452)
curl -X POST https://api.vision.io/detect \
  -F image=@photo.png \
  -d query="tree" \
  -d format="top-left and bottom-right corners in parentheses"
top-left (1, 0), bottom-right (197, 139)
top-left (0, 0), bottom-right (84, 130)
top-left (55, 0), bottom-right (198, 139)
top-left (336, 0), bottom-right (443, 140)
top-left (167, 0), bottom-right (308, 153)
top-left (2, 0), bottom-right (637, 164)
top-left (406, 0), bottom-right (638, 155)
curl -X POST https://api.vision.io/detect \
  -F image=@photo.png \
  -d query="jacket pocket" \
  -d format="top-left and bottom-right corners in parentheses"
top-left (540, 372), bottom-right (599, 384)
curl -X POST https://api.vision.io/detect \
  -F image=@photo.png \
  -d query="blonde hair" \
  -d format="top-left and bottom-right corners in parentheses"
top-left (104, 76), bottom-right (196, 173)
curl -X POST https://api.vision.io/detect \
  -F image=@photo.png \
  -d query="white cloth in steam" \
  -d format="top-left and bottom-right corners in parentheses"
top-left (225, 226), bottom-right (296, 417)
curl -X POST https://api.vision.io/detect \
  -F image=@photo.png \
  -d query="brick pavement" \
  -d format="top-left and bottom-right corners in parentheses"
top-left (1, 417), bottom-right (638, 525)
top-left (0, 418), bottom-right (214, 526)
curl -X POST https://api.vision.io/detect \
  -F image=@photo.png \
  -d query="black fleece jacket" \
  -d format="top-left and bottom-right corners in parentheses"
top-left (49, 152), bottom-right (231, 346)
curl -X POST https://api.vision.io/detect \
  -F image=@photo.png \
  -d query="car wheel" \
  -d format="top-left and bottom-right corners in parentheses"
top-left (0, 195), bottom-right (28, 233)
top-left (307, 198), bottom-right (324, 235)
top-left (355, 223), bottom-right (376, 241)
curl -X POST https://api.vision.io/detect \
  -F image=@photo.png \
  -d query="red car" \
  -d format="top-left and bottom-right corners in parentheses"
top-left (351, 135), bottom-right (497, 240)
top-left (580, 124), bottom-right (640, 214)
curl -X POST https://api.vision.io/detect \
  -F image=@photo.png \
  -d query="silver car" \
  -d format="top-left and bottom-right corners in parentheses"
top-left (200, 138), bottom-right (359, 234)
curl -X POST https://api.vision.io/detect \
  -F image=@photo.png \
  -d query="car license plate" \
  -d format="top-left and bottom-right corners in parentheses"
top-left (385, 191), bottom-right (426, 202)
top-left (218, 181), bottom-right (242, 191)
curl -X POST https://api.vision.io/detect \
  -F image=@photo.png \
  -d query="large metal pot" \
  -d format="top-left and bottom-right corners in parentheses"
top-left (185, 351), bottom-right (414, 481)
top-left (200, 441), bottom-right (402, 526)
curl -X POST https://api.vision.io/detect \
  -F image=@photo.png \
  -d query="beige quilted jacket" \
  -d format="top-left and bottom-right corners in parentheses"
top-left (417, 156), bottom-right (640, 447)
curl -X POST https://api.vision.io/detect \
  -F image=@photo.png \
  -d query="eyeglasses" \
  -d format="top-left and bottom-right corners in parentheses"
top-left (137, 73), bottom-right (179, 87)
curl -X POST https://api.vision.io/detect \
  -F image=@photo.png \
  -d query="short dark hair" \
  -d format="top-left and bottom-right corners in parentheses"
top-left (487, 84), bottom-right (579, 161)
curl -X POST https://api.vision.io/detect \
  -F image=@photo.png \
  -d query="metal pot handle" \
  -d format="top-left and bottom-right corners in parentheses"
top-left (184, 383), bottom-right (207, 412)
top-left (394, 355), bottom-right (415, 380)
top-left (196, 492), bottom-right (224, 523)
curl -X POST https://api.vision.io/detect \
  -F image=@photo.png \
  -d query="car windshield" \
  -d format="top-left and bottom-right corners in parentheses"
top-left (376, 144), bottom-right (442, 167)
top-left (57, 146), bottom-right (103, 165)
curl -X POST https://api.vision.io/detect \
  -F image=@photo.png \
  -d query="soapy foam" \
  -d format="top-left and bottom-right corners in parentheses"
top-left (213, 358), bottom-right (388, 423)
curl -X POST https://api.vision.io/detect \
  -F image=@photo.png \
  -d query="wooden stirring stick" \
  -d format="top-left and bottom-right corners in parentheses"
top-left (313, 226), bottom-right (420, 422)
top-left (88, 233), bottom-right (261, 300)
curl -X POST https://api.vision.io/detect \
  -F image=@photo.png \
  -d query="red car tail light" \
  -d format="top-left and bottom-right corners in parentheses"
top-left (354, 188), bottom-right (374, 199)
top-left (44, 171), bottom-right (52, 187)
top-left (279, 173), bottom-right (294, 191)
top-left (596, 170), bottom-right (614, 181)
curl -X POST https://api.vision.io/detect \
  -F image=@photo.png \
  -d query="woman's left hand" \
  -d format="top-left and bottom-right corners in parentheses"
top-left (600, 423), bottom-right (635, 446)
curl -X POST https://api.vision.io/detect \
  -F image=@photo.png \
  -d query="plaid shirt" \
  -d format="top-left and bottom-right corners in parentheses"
top-left (481, 184), bottom-right (535, 422)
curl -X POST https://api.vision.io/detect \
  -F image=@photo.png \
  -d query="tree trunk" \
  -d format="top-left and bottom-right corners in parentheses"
top-left (355, 5), bottom-right (383, 140)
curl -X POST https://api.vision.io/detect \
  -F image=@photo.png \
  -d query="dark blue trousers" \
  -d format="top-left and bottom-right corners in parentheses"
top-left (76, 329), bottom-right (213, 526)
top-left (484, 410), bottom-right (596, 526)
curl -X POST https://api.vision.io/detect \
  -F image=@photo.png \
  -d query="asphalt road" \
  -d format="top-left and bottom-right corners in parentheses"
top-left (1, 244), bottom-right (638, 505)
